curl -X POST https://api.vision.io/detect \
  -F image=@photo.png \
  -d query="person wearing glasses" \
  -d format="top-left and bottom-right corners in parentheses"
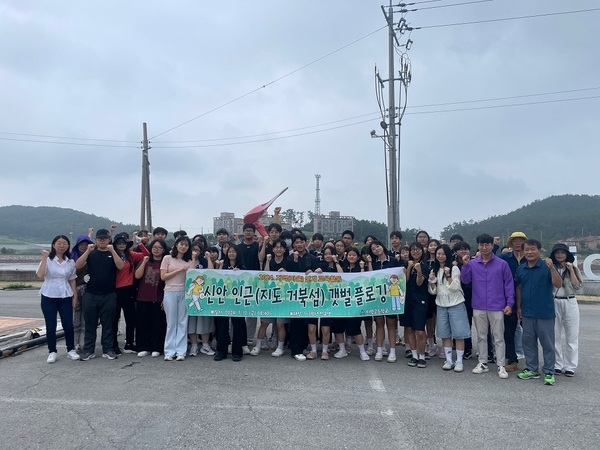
top-left (460, 233), bottom-right (514, 379)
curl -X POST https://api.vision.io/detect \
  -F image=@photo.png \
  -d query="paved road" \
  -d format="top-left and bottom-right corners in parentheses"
top-left (1, 290), bottom-right (599, 449)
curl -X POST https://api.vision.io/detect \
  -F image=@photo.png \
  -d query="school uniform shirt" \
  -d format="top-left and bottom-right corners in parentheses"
top-left (39, 257), bottom-right (77, 298)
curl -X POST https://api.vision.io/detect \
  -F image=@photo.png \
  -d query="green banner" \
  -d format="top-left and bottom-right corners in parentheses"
top-left (185, 268), bottom-right (405, 317)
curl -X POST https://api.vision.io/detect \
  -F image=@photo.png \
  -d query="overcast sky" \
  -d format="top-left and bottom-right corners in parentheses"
top-left (1, 1), bottom-right (598, 238)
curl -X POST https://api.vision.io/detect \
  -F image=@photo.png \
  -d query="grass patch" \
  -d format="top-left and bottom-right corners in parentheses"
top-left (3, 282), bottom-right (35, 290)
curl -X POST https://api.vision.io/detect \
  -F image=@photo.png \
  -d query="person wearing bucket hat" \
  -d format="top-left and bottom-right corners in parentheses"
top-left (71, 234), bottom-right (95, 351)
top-left (550, 243), bottom-right (582, 377)
top-left (112, 232), bottom-right (145, 355)
top-left (499, 231), bottom-right (528, 372)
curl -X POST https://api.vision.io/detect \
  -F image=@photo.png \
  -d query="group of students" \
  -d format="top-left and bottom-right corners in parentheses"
top-left (37, 221), bottom-right (582, 385)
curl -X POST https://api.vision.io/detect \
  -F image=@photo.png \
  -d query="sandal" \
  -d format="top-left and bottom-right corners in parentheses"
top-left (306, 351), bottom-right (317, 360)
top-left (321, 352), bottom-right (329, 360)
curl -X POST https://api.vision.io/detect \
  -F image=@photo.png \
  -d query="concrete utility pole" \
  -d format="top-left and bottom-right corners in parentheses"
top-left (385, 1), bottom-right (399, 238)
top-left (372, 0), bottom-right (412, 244)
top-left (140, 123), bottom-right (152, 231)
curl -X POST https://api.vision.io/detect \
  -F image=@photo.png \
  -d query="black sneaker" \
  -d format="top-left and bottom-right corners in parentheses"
top-left (487, 355), bottom-right (496, 364)
top-left (213, 353), bottom-right (225, 361)
top-left (407, 357), bottom-right (418, 367)
top-left (123, 343), bottom-right (136, 354)
top-left (417, 359), bottom-right (427, 368)
top-left (81, 353), bottom-right (95, 361)
top-left (404, 349), bottom-right (412, 358)
top-left (463, 349), bottom-right (472, 360)
top-left (102, 350), bottom-right (118, 360)
top-left (232, 354), bottom-right (242, 362)
top-left (114, 347), bottom-right (123, 356)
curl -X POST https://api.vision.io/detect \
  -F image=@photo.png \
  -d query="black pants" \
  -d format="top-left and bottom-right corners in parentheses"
top-left (288, 318), bottom-right (308, 357)
top-left (214, 316), bottom-right (246, 357)
top-left (83, 292), bottom-right (116, 354)
top-left (136, 301), bottom-right (165, 353)
top-left (503, 312), bottom-right (518, 364)
top-left (113, 285), bottom-right (136, 349)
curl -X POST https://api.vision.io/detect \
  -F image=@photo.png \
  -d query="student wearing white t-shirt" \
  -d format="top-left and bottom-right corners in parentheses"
top-left (36, 235), bottom-right (80, 363)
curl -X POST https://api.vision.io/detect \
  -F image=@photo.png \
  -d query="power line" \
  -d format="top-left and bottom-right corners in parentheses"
top-left (413, 0), bottom-right (493, 12)
top-left (0, 136), bottom-right (139, 148)
top-left (416, 7), bottom-right (600, 29)
top-left (404, 94), bottom-right (600, 115)
top-left (0, 131), bottom-right (138, 144)
top-left (153, 111), bottom-right (382, 143)
top-left (154, 86), bottom-right (600, 144)
top-left (2, 90), bottom-right (597, 149)
top-left (151, 94), bottom-right (600, 149)
top-left (149, 25), bottom-right (388, 140)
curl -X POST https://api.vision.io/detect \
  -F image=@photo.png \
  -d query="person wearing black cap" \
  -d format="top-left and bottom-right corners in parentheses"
top-left (75, 229), bottom-right (124, 361)
top-left (550, 243), bottom-right (582, 377)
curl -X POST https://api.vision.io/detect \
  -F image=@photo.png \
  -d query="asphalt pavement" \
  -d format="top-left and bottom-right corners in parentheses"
top-left (1, 290), bottom-right (599, 449)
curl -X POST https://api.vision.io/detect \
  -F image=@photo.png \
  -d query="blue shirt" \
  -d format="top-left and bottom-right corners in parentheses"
top-left (515, 259), bottom-right (555, 319)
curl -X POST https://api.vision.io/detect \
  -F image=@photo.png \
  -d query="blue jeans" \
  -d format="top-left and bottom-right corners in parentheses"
top-left (163, 290), bottom-right (189, 357)
top-left (41, 295), bottom-right (75, 353)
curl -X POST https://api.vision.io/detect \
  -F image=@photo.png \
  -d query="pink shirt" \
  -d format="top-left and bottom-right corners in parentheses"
top-left (160, 255), bottom-right (194, 291)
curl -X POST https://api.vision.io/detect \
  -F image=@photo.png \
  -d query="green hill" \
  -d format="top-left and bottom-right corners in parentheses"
top-left (441, 194), bottom-right (600, 251)
top-left (0, 205), bottom-right (138, 244)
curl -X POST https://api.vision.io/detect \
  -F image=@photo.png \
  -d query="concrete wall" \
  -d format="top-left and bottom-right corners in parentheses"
top-left (0, 270), bottom-right (37, 282)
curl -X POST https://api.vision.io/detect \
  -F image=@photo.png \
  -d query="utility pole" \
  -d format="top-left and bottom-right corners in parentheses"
top-left (140, 123), bottom-right (152, 231)
top-left (372, 1), bottom-right (412, 244)
top-left (385, 1), bottom-right (399, 238)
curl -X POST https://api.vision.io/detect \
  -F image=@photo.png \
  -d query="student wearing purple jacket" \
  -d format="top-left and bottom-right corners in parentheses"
top-left (460, 234), bottom-right (514, 379)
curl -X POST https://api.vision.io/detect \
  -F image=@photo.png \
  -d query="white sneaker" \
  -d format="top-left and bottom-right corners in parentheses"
top-left (137, 351), bottom-right (150, 357)
top-left (454, 361), bottom-right (464, 372)
top-left (442, 361), bottom-right (454, 371)
top-left (472, 363), bottom-right (489, 374)
top-left (249, 346), bottom-right (260, 356)
top-left (47, 352), bottom-right (57, 363)
top-left (189, 344), bottom-right (198, 357)
top-left (67, 350), bottom-right (80, 361)
top-left (382, 348), bottom-right (389, 356)
top-left (151, 351), bottom-right (161, 357)
top-left (360, 351), bottom-right (370, 361)
top-left (498, 366), bottom-right (508, 379)
top-left (271, 348), bottom-right (285, 357)
top-left (334, 349), bottom-right (348, 359)
top-left (200, 347), bottom-right (215, 356)
top-left (294, 354), bottom-right (306, 361)
top-left (242, 346), bottom-right (251, 355)
top-left (176, 355), bottom-right (185, 361)
top-left (164, 355), bottom-right (174, 361)
top-left (387, 354), bottom-right (397, 363)
top-left (374, 351), bottom-right (383, 362)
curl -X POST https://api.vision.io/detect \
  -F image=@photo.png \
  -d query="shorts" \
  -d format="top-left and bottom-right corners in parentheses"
top-left (399, 298), bottom-right (427, 331)
top-left (436, 303), bottom-right (471, 339)
top-left (260, 317), bottom-right (290, 325)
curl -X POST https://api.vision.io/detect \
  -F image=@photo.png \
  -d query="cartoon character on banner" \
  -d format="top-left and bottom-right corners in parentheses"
top-left (187, 275), bottom-right (206, 312)
top-left (388, 274), bottom-right (405, 311)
